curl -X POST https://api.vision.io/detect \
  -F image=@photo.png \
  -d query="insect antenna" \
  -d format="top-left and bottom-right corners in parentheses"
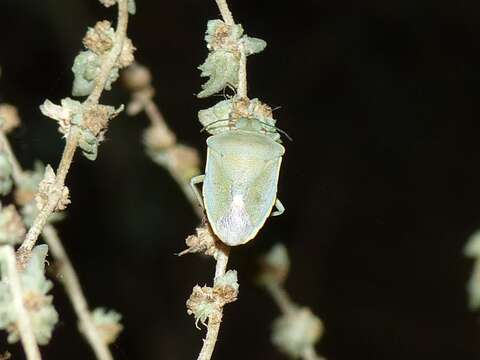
top-left (255, 119), bottom-right (293, 141)
top-left (200, 118), bottom-right (230, 133)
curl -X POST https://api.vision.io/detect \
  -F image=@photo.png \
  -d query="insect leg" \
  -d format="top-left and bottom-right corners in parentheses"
top-left (190, 175), bottom-right (206, 208)
top-left (271, 198), bottom-right (285, 217)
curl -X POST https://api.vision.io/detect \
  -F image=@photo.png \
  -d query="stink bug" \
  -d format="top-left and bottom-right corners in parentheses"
top-left (190, 116), bottom-right (286, 246)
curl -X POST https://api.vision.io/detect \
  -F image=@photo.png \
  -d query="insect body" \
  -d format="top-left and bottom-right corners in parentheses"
top-left (191, 118), bottom-right (285, 246)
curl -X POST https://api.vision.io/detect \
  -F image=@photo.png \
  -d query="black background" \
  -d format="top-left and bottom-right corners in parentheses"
top-left (1, 0), bottom-right (480, 359)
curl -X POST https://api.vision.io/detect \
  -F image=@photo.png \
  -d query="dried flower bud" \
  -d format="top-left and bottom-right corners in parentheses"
top-left (118, 38), bottom-right (136, 68)
top-left (272, 307), bottom-right (324, 359)
top-left (214, 270), bottom-right (239, 304)
top-left (198, 20), bottom-right (266, 97)
top-left (35, 165), bottom-right (71, 212)
top-left (187, 285), bottom-right (220, 328)
top-left (83, 21), bottom-right (115, 55)
top-left (0, 104), bottom-right (20, 133)
top-left (178, 222), bottom-right (221, 258)
top-left (0, 205), bottom-right (26, 245)
top-left (86, 308), bottom-right (123, 345)
top-left (197, 50), bottom-right (239, 98)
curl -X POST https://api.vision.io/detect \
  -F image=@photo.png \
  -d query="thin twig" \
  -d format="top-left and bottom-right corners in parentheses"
top-left (17, 0), bottom-right (130, 262)
top-left (0, 131), bottom-right (114, 360)
top-left (264, 281), bottom-right (295, 315)
top-left (0, 132), bottom-right (24, 185)
top-left (237, 45), bottom-right (248, 99)
top-left (197, 247), bottom-right (230, 360)
top-left (42, 224), bottom-right (113, 360)
top-left (214, 0), bottom-right (234, 25)
top-left (0, 245), bottom-right (41, 360)
top-left (17, 130), bottom-right (79, 258)
top-left (124, 73), bottom-right (203, 217)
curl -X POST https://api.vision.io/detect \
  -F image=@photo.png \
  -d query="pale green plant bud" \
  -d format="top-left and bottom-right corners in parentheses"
top-left (198, 20), bottom-right (266, 98)
top-left (41, 97), bottom-right (122, 160)
top-left (0, 152), bottom-right (13, 196)
top-left (187, 285), bottom-right (219, 328)
top-left (215, 269), bottom-right (239, 292)
top-left (187, 270), bottom-right (239, 328)
top-left (72, 51), bottom-right (119, 97)
top-left (197, 50), bottom-right (239, 98)
top-left (0, 205), bottom-right (26, 245)
top-left (272, 307), bottom-right (324, 359)
top-left (87, 308), bottom-right (123, 345)
top-left (242, 35), bottom-right (267, 55)
top-left (259, 243), bottom-right (290, 285)
top-left (0, 245), bottom-right (58, 345)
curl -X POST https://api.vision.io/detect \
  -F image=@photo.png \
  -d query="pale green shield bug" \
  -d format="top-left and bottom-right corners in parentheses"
top-left (191, 100), bottom-right (286, 246)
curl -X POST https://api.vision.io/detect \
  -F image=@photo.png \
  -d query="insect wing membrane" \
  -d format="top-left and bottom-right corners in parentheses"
top-left (204, 131), bottom-right (284, 246)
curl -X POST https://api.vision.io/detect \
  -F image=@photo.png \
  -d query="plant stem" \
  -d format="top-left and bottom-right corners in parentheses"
top-left (264, 281), bottom-right (295, 315)
top-left (86, 0), bottom-right (129, 106)
top-left (17, 131), bottom-right (79, 261)
top-left (237, 45), bottom-right (248, 98)
top-left (0, 131), bottom-right (114, 360)
top-left (17, 0), bottom-right (130, 263)
top-left (214, 0), bottom-right (234, 25)
top-left (0, 132), bottom-right (24, 185)
top-left (42, 224), bottom-right (113, 360)
top-left (0, 245), bottom-right (41, 360)
top-left (196, 247), bottom-right (230, 360)
top-left (128, 85), bottom-right (203, 217)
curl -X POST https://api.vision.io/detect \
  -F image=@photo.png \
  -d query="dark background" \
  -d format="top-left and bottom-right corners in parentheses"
top-left (1, 0), bottom-right (480, 359)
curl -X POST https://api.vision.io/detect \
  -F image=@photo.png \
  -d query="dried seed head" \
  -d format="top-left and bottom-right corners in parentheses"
top-left (82, 104), bottom-right (114, 136)
top-left (118, 38), bottom-right (136, 68)
top-left (179, 222), bottom-right (221, 258)
top-left (35, 165), bottom-right (71, 212)
top-left (186, 270), bottom-right (239, 328)
top-left (0, 104), bottom-right (20, 133)
top-left (214, 270), bottom-right (239, 304)
top-left (83, 20), bottom-right (115, 55)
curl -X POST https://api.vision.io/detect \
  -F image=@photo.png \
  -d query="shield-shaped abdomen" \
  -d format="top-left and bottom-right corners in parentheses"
top-left (203, 130), bottom-right (285, 246)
